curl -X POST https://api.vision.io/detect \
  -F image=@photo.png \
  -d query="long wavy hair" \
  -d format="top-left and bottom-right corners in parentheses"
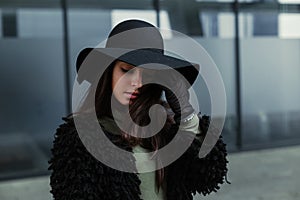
top-left (77, 60), bottom-right (172, 192)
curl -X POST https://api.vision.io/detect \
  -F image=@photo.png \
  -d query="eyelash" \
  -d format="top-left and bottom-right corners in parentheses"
top-left (121, 68), bottom-right (135, 74)
top-left (121, 68), bottom-right (129, 73)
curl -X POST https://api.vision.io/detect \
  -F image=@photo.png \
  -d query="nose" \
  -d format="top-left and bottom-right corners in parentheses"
top-left (131, 68), bottom-right (143, 88)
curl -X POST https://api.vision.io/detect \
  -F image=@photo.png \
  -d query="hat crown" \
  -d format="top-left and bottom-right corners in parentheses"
top-left (105, 20), bottom-right (164, 52)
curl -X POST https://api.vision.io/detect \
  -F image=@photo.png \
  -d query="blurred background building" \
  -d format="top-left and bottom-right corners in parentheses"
top-left (0, 0), bottom-right (299, 199)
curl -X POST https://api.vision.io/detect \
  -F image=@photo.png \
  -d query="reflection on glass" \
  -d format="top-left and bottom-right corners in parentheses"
top-left (200, 12), bottom-right (235, 38)
top-left (239, 12), bottom-right (300, 38)
top-left (111, 9), bottom-right (171, 29)
top-left (279, 14), bottom-right (300, 38)
top-left (0, 8), bottom-right (65, 180)
top-left (193, 37), bottom-right (237, 150)
top-left (241, 38), bottom-right (300, 146)
top-left (17, 9), bottom-right (63, 38)
top-left (278, 0), bottom-right (300, 3)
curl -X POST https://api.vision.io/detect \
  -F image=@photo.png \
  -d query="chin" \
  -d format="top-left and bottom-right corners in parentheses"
top-left (120, 99), bottom-right (130, 105)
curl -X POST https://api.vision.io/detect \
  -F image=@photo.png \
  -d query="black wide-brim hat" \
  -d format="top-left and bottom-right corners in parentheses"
top-left (76, 19), bottom-right (199, 86)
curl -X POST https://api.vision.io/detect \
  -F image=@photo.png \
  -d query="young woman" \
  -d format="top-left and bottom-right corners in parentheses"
top-left (49, 19), bottom-right (229, 200)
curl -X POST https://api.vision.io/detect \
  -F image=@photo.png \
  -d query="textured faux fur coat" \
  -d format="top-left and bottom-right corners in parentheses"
top-left (48, 114), bottom-right (229, 200)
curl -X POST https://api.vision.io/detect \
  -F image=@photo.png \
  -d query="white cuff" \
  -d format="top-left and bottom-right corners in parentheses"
top-left (179, 114), bottom-right (200, 134)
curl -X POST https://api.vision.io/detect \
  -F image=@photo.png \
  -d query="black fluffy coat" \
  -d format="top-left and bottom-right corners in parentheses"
top-left (48, 114), bottom-right (229, 200)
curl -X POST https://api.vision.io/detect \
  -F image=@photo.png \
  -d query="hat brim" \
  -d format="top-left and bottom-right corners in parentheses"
top-left (76, 47), bottom-right (200, 86)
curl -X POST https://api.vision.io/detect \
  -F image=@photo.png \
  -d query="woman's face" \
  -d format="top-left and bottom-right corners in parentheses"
top-left (112, 61), bottom-right (143, 105)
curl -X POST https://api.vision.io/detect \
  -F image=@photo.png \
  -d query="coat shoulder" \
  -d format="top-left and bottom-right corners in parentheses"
top-left (48, 115), bottom-right (142, 200)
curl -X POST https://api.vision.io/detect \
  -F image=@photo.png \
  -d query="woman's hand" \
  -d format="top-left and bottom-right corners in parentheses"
top-left (159, 71), bottom-right (195, 124)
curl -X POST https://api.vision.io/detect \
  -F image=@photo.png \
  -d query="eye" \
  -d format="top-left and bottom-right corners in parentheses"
top-left (121, 67), bottom-right (135, 74)
top-left (121, 68), bottom-right (129, 73)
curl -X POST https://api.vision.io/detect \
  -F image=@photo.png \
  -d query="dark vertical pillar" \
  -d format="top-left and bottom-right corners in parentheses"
top-left (2, 10), bottom-right (18, 37)
top-left (153, 0), bottom-right (160, 28)
top-left (233, 0), bottom-right (242, 150)
top-left (165, 0), bottom-right (203, 36)
top-left (61, 0), bottom-right (72, 115)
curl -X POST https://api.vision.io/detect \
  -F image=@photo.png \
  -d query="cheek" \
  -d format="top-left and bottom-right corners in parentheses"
top-left (112, 77), bottom-right (130, 105)
top-left (112, 71), bottom-right (122, 91)
top-left (112, 73), bottom-right (128, 96)
top-left (113, 73), bottom-right (131, 90)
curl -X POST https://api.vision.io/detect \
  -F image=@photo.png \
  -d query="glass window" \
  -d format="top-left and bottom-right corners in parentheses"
top-left (67, 9), bottom-right (112, 94)
top-left (0, 8), bottom-right (66, 180)
top-left (195, 37), bottom-right (237, 151)
top-left (241, 38), bottom-right (300, 147)
top-left (17, 9), bottom-right (63, 38)
top-left (200, 12), bottom-right (237, 38)
top-left (68, 9), bottom-right (112, 38)
top-left (239, 10), bottom-right (300, 147)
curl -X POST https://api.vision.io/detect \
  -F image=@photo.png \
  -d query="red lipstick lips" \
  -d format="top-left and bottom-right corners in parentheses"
top-left (130, 92), bottom-right (139, 99)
